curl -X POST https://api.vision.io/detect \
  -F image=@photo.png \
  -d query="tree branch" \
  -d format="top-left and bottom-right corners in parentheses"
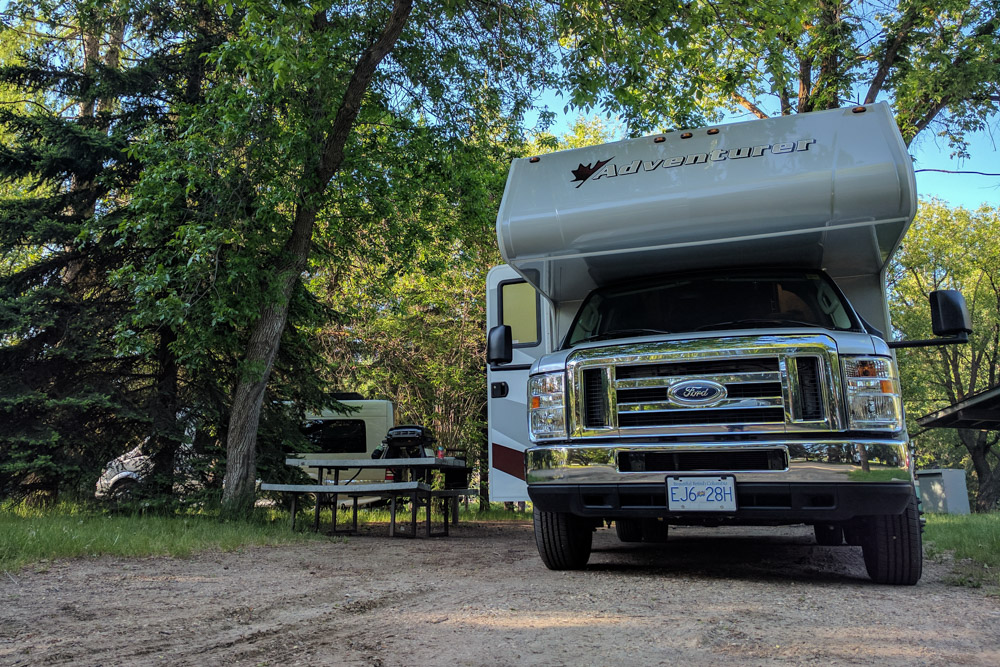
top-left (797, 55), bottom-right (812, 112)
top-left (318, 0), bottom-right (413, 184)
top-left (864, 7), bottom-right (920, 104)
top-left (731, 92), bottom-right (769, 119)
top-left (778, 86), bottom-right (791, 115)
top-left (907, 11), bottom-right (1000, 142)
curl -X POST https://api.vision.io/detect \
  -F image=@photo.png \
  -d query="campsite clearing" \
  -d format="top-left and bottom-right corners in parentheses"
top-left (2, 521), bottom-right (998, 666)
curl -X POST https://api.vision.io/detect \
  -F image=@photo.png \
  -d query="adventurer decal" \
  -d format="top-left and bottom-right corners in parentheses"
top-left (570, 138), bottom-right (816, 188)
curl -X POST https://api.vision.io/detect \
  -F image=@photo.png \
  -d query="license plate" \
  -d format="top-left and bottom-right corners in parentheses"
top-left (666, 475), bottom-right (737, 511)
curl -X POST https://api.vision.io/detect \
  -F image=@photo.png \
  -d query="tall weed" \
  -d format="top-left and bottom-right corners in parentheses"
top-left (924, 513), bottom-right (1000, 589)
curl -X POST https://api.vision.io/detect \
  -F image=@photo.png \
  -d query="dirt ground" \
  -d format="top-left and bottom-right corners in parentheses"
top-left (2, 520), bottom-right (999, 666)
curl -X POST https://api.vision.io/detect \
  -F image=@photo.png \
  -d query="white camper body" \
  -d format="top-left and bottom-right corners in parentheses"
top-left (486, 104), bottom-right (962, 584)
top-left (299, 400), bottom-right (395, 483)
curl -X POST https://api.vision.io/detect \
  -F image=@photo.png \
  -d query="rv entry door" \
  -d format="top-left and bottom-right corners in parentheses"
top-left (487, 265), bottom-right (551, 501)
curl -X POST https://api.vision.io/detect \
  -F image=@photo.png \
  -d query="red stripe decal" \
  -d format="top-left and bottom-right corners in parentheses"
top-left (492, 443), bottom-right (526, 481)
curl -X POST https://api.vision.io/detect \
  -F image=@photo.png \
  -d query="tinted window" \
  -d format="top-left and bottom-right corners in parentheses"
top-left (301, 419), bottom-right (367, 454)
top-left (567, 271), bottom-right (859, 346)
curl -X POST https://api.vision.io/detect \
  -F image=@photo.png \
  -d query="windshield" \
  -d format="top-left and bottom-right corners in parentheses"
top-left (565, 270), bottom-right (860, 347)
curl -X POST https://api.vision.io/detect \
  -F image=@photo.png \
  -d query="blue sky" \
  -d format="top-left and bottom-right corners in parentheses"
top-left (909, 127), bottom-right (999, 210)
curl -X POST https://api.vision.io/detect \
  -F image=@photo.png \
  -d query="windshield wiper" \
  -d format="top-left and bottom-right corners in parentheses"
top-left (693, 319), bottom-right (819, 332)
top-left (577, 328), bottom-right (671, 344)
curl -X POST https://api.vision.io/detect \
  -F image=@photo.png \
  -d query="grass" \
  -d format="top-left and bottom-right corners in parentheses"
top-left (923, 513), bottom-right (1000, 590)
top-left (0, 500), bottom-right (529, 573)
top-left (0, 501), bottom-right (324, 573)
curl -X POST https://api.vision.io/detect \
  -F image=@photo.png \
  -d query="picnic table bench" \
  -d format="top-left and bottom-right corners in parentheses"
top-left (261, 456), bottom-right (476, 537)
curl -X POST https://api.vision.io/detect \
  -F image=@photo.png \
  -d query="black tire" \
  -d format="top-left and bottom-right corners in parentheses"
top-left (615, 518), bottom-right (644, 542)
top-left (814, 523), bottom-right (844, 546)
top-left (861, 494), bottom-right (922, 585)
top-left (533, 508), bottom-right (593, 570)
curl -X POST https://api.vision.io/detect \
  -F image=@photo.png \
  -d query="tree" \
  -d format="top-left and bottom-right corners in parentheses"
top-left (890, 199), bottom-right (1000, 511)
top-left (0, 0), bottom-right (252, 503)
top-left (115, 0), bottom-right (558, 516)
top-left (321, 252), bottom-right (493, 458)
top-left (555, 0), bottom-right (999, 155)
top-left (0, 1), bottom-right (151, 500)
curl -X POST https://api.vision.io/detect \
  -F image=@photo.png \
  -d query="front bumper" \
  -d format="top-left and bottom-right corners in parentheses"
top-left (526, 439), bottom-right (912, 523)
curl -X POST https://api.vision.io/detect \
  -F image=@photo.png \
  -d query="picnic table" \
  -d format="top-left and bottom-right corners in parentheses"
top-left (260, 456), bottom-right (475, 538)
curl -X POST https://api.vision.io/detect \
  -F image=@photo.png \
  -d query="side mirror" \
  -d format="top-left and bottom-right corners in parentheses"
top-left (487, 325), bottom-right (513, 365)
top-left (889, 289), bottom-right (972, 349)
top-left (930, 290), bottom-right (972, 337)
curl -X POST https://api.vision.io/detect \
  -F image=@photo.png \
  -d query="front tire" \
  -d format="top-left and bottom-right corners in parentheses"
top-left (533, 508), bottom-right (593, 570)
top-left (861, 494), bottom-right (922, 585)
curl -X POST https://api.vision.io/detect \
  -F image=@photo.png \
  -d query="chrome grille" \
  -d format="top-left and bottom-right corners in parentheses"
top-left (616, 358), bottom-right (778, 378)
top-left (567, 337), bottom-right (840, 438)
top-left (616, 357), bottom-right (785, 429)
top-left (619, 407), bottom-right (785, 427)
top-left (796, 356), bottom-right (823, 420)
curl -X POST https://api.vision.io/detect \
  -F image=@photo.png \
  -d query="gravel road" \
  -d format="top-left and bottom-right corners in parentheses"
top-left (2, 521), bottom-right (998, 666)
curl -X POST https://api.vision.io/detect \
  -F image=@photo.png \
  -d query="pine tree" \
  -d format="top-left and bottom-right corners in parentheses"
top-left (0, 0), bottom-right (214, 501)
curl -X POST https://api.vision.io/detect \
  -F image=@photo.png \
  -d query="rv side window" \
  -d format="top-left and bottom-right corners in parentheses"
top-left (499, 280), bottom-right (540, 347)
top-left (301, 419), bottom-right (367, 454)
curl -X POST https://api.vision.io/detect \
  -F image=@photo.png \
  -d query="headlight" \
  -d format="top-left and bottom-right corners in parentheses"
top-left (528, 372), bottom-right (567, 441)
top-left (842, 356), bottom-right (902, 431)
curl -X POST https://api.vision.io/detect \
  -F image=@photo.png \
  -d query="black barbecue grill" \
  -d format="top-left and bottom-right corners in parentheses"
top-left (372, 425), bottom-right (470, 488)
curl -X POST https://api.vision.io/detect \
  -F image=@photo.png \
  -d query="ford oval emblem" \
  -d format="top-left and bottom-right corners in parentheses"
top-left (669, 380), bottom-right (727, 406)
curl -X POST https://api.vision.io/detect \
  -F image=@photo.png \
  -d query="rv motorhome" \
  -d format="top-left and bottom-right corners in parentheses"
top-left (486, 103), bottom-right (971, 585)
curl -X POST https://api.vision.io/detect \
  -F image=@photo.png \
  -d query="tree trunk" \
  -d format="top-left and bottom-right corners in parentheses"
top-left (148, 327), bottom-right (180, 498)
top-left (221, 261), bottom-right (306, 517)
top-left (220, 0), bottom-right (414, 518)
top-left (964, 429), bottom-right (1000, 512)
top-left (974, 464), bottom-right (1000, 513)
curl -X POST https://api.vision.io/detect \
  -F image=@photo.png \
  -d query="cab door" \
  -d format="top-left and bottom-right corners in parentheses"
top-left (486, 265), bottom-right (552, 501)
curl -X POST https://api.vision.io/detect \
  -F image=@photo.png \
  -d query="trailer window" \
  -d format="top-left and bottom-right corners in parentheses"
top-left (301, 419), bottom-right (367, 454)
top-left (500, 280), bottom-right (540, 346)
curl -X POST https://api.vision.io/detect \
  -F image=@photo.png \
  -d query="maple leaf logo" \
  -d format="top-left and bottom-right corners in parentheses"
top-left (570, 157), bottom-right (613, 188)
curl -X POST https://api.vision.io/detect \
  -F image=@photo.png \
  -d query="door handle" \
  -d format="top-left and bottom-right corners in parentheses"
top-left (491, 382), bottom-right (509, 398)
